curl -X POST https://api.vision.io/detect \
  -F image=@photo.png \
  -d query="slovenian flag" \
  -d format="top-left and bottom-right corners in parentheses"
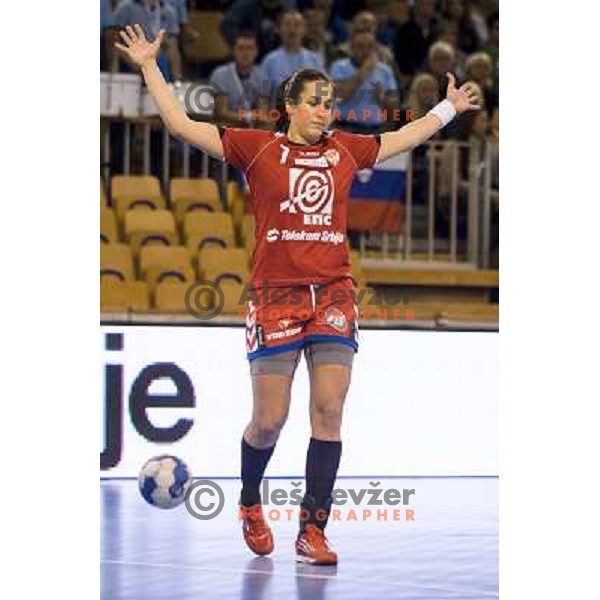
top-left (348, 152), bottom-right (407, 234)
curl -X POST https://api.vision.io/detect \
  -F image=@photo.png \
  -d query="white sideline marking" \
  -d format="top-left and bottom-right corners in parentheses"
top-left (101, 558), bottom-right (395, 585)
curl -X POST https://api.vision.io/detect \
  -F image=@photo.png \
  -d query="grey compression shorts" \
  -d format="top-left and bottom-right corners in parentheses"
top-left (249, 342), bottom-right (355, 378)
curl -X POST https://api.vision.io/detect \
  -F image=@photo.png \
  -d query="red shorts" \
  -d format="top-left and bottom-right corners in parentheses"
top-left (245, 277), bottom-right (360, 361)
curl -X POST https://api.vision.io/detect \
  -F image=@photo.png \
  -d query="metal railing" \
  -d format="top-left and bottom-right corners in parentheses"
top-left (100, 115), bottom-right (229, 207)
top-left (359, 139), bottom-right (497, 269)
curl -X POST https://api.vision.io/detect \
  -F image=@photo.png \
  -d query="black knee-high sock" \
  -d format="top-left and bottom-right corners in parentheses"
top-left (240, 437), bottom-right (275, 507)
top-left (302, 437), bottom-right (342, 529)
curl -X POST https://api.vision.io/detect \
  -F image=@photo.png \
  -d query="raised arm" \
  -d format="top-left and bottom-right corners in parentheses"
top-left (115, 25), bottom-right (223, 159)
top-left (376, 73), bottom-right (480, 163)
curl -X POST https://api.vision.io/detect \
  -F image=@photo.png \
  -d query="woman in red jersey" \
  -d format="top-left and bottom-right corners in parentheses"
top-left (116, 25), bottom-right (479, 566)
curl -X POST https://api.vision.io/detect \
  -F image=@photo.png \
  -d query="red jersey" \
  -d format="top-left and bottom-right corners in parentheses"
top-left (221, 128), bottom-right (380, 288)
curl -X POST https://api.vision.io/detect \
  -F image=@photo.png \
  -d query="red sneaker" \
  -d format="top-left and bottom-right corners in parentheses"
top-left (239, 504), bottom-right (274, 556)
top-left (295, 524), bottom-right (338, 565)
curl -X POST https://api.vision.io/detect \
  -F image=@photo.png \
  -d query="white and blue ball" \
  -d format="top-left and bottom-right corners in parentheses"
top-left (138, 455), bottom-right (192, 509)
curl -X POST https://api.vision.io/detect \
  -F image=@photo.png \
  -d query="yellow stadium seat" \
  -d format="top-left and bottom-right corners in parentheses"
top-left (226, 181), bottom-right (244, 209)
top-left (114, 197), bottom-right (167, 221)
top-left (199, 247), bottom-right (249, 285)
top-left (101, 280), bottom-right (150, 313)
top-left (101, 176), bottom-right (107, 206)
top-left (184, 212), bottom-right (235, 253)
top-left (154, 281), bottom-right (246, 317)
top-left (241, 215), bottom-right (255, 253)
top-left (125, 209), bottom-right (178, 253)
top-left (220, 281), bottom-right (247, 315)
top-left (154, 282), bottom-right (190, 314)
top-left (139, 245), bottom-right (196, 288)
top-left (185, 11), bottom-right (230, 64)
top-left (170, 178), bottom-right (222, 223)
top-left (111, 175), bottom-right (166, 220)
top-left (100, 243), bottom-right (134, 281)
top-left (101, 207), bottom-right (118, 243)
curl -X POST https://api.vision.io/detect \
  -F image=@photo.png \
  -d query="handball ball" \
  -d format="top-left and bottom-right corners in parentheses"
top-left (138, 455), bottom-right (192, 509)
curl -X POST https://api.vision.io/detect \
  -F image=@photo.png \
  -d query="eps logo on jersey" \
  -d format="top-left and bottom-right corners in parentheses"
top-left (280, 168), bottom-right (335, 225)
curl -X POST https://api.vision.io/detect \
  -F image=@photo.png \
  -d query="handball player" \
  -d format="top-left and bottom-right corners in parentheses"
top-left (116, 25), bottom-right (479, 566)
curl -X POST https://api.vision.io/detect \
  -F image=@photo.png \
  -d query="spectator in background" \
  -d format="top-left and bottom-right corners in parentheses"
top-left (166, 0), bottom-right (186, 28)
top-left (426, 40), bottom-right (461, 104)
top-left (330, 30), bottom-right (399, 133)
top-left (209, 32), bottom-right (270, 126)
top-left (465, 52), bottom-right (497, 114)
top-left (220, 0), bottom-right (296, 60)
top-left (441, 0), bottom-right (479, 54)
top-left (388, 0), bottom-right (410, 27)
top-left (333, 11), bottom-right (396, 71)
top-left (365, 0), bottom-right (398, 48)
top-left (303, 7), bottom-right (336, 70)
top-left (427, 42), bottom-right (466, 138)
top-left (113, 0), bottom-right (183, 81)
top-left (468, 0), bottom-right (491, 48)
top-left (393, 0), bottom-right (440, 81)
top-left (404, 72), bottom-right (439, 120)
top-left (309, 0), bottom-right (348, 45)
top-left (101, 0), bottom-right (119, 71)
top-left (483, 12), bottom-right (499, 101)
top-left (436, 19), bottom-right (467, 73)
top-left (399, 73), bottom-right (440, 208)
top-left (165, 0), bottom-right (199, 80)
top-left (166, 0), bottom-right (199, 44)
top-left (261, 10), bottom-right (324, 96)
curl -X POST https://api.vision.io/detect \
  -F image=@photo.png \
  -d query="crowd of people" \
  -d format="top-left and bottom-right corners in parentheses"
top-left (101, 0), bottom-right (498, 136)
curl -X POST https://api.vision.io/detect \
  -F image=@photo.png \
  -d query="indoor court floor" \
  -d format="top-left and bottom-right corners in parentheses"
top-left (101, 477), bottom-right (498, 599)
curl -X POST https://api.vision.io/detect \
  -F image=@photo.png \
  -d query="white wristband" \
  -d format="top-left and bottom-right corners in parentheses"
top-left (428, 99), bottom-right (456, 127)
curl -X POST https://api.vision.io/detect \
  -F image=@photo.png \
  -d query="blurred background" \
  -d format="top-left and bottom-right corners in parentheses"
top-left (100, 0), bottom-right (499, 329)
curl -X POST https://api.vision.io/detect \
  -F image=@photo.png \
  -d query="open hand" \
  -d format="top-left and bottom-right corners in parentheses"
top-left (115, 24), bottom-right (165, 69)
top-left (445, 72), bottom-right (481, 114)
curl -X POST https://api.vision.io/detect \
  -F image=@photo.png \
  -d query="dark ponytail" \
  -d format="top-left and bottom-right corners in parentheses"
top-left (274, 68), bottom-right (332, 132)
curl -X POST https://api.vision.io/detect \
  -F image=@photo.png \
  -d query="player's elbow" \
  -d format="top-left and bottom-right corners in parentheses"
top-left (168, 117), bottom-right (192, 142)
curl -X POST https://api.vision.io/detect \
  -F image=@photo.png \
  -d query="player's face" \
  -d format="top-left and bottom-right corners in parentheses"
top-left (288, 80), bottom-right (335, 142)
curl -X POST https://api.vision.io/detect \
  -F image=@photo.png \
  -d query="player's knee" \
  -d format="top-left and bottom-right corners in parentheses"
top-left (251, 414), bottom-right (287, 444)
top-left (312, 403), bottom-right (343, 433)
